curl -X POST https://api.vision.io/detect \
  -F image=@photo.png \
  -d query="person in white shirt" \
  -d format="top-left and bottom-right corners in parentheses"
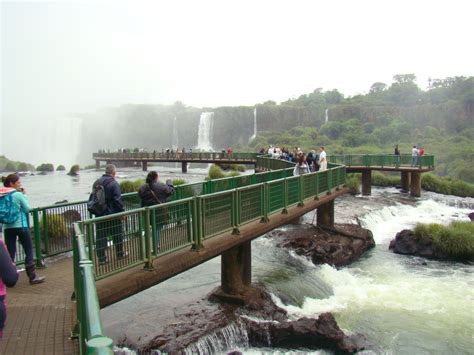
top-left (411, 145), bottom-right (419, 166)
top-left (319, 146), bottom-right (327, 171)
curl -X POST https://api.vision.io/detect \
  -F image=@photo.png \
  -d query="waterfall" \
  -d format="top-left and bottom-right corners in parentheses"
top-left (183, 322), bottom-right (249, 354)
top-left (172, 116), bottom-right (179, 151)
top-left (325, 109), bottom-right (329, 124)
top-left (196, 112), bottom-right (214, 151)
top-left (249, 107), bottom-right (257, 143)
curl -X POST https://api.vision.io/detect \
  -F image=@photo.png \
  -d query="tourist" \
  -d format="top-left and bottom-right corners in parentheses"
top-left (319, 146), bottom-right (327, 171)
top-left (0, 239), bottom-right (18, 338)
top-left (293, 154), bottom-right (310, 176)
top-left (138, 171), bottom-right (174, 250)
top-left (419, 146), bottom-right (425, 156)
top-left (138, 171), bottom-right (175, 206)
top-left (2, 174), bottom-right (45, 284)
top-left (93, 164), bottom-right (126, 265)
top-left (411, 145), bottom-right (419, 166)
top-left (394, 145), bottom-right (400, 166)
top-left (306, 150), bottom-right (316, 172)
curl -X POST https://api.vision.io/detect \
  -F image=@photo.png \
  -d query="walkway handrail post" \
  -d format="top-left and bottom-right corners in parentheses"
top-left (143, 209), bottom-right (153, 270)
top-left (282, 178), bottom-right (289, 213)
top-left (327, 169), bottom-right (333, 193)
top-left (41, 210), bottom-right (50, 255)
top-left (231, 190), bottom-right (240, 235)
top-left (32, 209), bottom-right (44, 267)
top-left (298, 175), bottom-right (304, 207)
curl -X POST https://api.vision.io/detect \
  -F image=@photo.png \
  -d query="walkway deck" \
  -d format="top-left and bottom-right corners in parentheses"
top-left (0, 256), bottom-right (78, 354)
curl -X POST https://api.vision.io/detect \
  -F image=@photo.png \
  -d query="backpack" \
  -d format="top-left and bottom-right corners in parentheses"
top-left (0, 191), bottom-right (20, 224)
top-left (87, 178), bottom-right (113, 216)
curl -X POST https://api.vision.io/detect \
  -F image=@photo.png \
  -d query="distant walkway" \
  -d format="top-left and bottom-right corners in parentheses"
top-left (0, 256), bottom-right (78, 354)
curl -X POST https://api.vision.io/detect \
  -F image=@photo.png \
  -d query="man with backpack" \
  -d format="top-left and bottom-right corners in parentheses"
top-left (90, 164), bottom-right (126, 265)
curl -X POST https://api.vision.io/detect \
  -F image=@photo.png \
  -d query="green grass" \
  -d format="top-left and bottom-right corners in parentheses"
top-left (414, 221), bottom-right (474, 258)
top-left (345, 174), bottom-right (360, 195)
top-left (371, 171), bottom-right (400, 186)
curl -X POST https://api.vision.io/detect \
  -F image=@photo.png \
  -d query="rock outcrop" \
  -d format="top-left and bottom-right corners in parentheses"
top-left (272, 224), bottom-right (375, 267)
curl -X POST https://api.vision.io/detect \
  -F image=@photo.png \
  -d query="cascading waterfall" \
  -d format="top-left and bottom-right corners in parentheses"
top-left (45, 116), bottom-right (83, 168)
top-left (249, 107), bottom-right (257, 143)
top-left (196, 112), bottom-right (214, 151)
top-left (172, 116), bottom-right (179, 151)
top-left (274, 198), bottom-right (474, 354)
top-left (324, 108), bottom-right (329, 124)
top-left (183, 322), bottom-right (249, 354)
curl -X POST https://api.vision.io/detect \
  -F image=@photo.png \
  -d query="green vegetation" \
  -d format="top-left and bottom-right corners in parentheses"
top-left (414, 221), bottom-right (474, 259)
top-left (57, 165), bottom-right (66, 171)
top-left (421, 173), bottom-right (474, 198)
top-left (41, 214), bottom-right (68, 239)
top-left (120, 178), bottom-right (188, 193)
top-left (36, 163), bottom-right (54, 172)
top-left (371, 171), bottom-right (401, 187)
top-left (207, 164), bottom-right (241, 180)
top-left (345, 174), bottom-right (361, 195)
top-left (0, 155), bottom-right (34, 172)
top-left (68, 164), bottom-right (80, 175)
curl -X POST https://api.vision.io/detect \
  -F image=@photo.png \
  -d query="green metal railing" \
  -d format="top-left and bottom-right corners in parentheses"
top-left (93, 151), bottom-right (259, 161)
top-left (328, 154), bottom-right (435, 168)
top-left (73, 224), bottom-right (113, 354)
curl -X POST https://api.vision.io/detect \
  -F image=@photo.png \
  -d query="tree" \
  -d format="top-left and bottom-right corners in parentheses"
top-left (369, 82), bottom-right (387, 94)
top-left (393, 74), bottom-right (417, 85)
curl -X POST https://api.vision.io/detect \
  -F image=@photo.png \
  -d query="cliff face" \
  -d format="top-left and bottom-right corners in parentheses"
top-left (77, 104), bottom-right (323, 163)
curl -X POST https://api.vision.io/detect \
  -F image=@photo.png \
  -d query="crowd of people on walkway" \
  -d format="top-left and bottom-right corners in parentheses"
top-left (259, 146), bottom-right (328, 175)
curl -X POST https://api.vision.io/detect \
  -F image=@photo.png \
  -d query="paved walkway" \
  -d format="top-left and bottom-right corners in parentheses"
top-left (0, 255), bottom-right (78, 354)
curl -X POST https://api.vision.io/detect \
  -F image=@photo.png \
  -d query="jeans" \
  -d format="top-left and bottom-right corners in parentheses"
top-left (411, 156), bottom-right (418, 166)
top-left (4, 228), bottom-right (34, 265)
top-left (95, 219), bottom-right (124, 262)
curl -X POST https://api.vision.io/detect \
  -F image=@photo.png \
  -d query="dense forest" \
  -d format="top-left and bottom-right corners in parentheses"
top-left (77, 74), bottom-right (473, 183)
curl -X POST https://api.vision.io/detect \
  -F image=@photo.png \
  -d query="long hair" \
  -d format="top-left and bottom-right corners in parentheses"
top-left (146, 171), bottom-right (158, 185)
top-left (3, 173), bottom-right (19, 187)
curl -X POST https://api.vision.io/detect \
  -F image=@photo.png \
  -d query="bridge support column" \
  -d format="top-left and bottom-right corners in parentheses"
top-left (401, 171), bottom-right (410, 192)
top-left (221, 241), bottom-right (251, 295)
top-left (361, 170), bottom-right (372, 196)
top-left (181, 161), bottom-right (188, 173)
top-left (410, 172), bottom-right (421, 197)
top-left (95, 160), bottom-right (100, 170)
top-left (142, 161), bottom-right (148, 171)
top-left (317, 200), bottom-right (334, 228)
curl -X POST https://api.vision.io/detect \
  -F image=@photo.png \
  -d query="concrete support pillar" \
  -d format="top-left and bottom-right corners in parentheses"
top-left (401, 171), bottom-right (410, 192)
top-left (361, 170), bottom-right (372, 196)
top-left (142, 161), bottom-right (148, 171)
top-left (410, 172), bottom-right (421, 197)
top-left (317, 200), bottom-right (334, 228)
top-left (181, 161), bottom-right (188, 173)
top-left (95, 160), bottom-right (100, 170)
top-left (221, 241), bottom-right (252, 295)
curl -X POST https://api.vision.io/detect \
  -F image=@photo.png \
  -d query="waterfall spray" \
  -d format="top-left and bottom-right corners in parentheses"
top-left (197, 112), bottom-right (214, 151)
top-left (249, 107), bottom-right (257, 143)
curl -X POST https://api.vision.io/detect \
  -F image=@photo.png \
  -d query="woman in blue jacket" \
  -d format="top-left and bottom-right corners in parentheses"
top-left (2, 174), bottom-right (45, 285)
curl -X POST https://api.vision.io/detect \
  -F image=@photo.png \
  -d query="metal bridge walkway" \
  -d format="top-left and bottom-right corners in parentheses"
top-left (0, 256), bottom-right (78, 354)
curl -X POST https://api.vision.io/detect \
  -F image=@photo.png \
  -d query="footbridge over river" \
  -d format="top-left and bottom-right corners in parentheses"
top-left (3, 153), bottom-right (434, 354)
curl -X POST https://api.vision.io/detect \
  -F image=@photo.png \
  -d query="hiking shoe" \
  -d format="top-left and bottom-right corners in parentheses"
top-left (29, 276), bottom-right (46, 285)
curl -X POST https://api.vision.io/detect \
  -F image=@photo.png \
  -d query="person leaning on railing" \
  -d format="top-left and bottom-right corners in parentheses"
top-left (138, 171), bottom-right (174, 249)
top-left (93, 164), bottom-right (126, 265)
top-left (1, 174), bottom-right (45, 285)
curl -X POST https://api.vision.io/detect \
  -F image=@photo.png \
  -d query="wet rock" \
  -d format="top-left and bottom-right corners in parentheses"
top-left (389, 229), bottom-right (453, 261)
top-left (468, 212), bottom-right (474, 222)
top-left (125, 284), bottom-right (366, 354)
top-left (272, 224), bottom-right (375, 267)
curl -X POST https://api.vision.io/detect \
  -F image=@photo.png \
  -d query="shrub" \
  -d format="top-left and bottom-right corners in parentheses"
top-left (414, 221), bottom-right (474, 258)
top-left (371, 171), bottom-right (400, 186)
top-left (208, 164), bottom-right (226, 179)
top-left (17, 162), bottom-right (31, 171)
top-left (230, 164), bottom-right (246, 172)
top-left (57, 165), bottom-right (66, 171)
top-left (5, 162), bottom-right (16, 171)
top-left (68, 164), bottom-right (80, 175)
top-left (345, 174), bottom-right (360, 195)
top-left (120, 180), bottom-right (138, 193)
top-left (421, 173), bottom-right (474, 197)
top-left (36, 163), bottom-right (54, 172)
top-left (41, 214), bottom-right (68, 240)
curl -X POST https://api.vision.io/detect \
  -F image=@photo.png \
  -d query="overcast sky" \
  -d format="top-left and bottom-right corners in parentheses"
top-left (1, 0), bottom-right (474, 158)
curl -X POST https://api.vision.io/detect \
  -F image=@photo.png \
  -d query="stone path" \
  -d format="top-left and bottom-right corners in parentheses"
top-left (0, 255), bottom-right (79, 354)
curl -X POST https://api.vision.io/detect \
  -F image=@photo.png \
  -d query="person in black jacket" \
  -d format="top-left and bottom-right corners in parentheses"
top-left (138, 171), bottom-right (174, 249)
top-left (93, 164), bottom-right (126, 265)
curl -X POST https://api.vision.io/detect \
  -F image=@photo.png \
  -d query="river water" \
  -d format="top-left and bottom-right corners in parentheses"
top-left (9, 169), bottom-right (474, 354)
